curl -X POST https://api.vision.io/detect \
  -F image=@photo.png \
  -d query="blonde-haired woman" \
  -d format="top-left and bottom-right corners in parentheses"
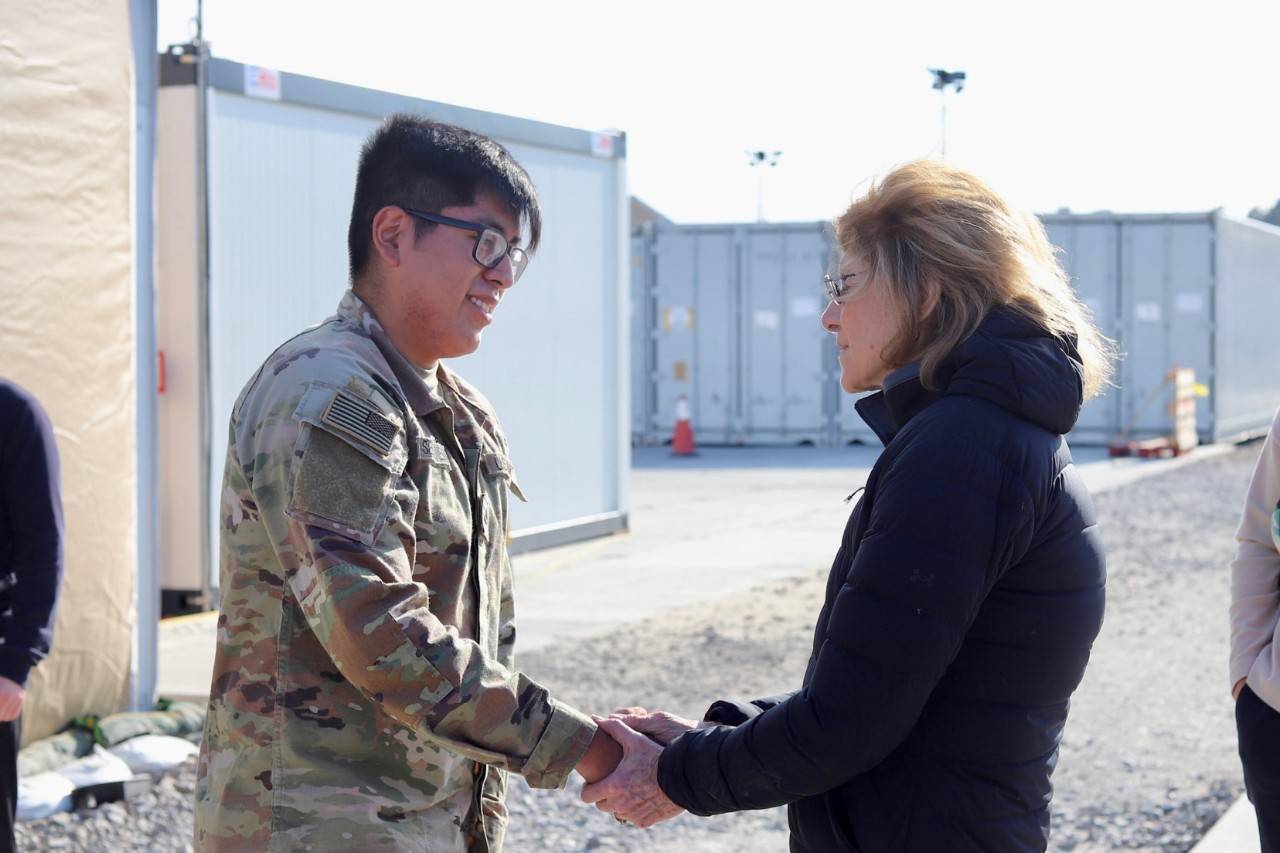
top-left (584, 161), bottom-right (1116, 852)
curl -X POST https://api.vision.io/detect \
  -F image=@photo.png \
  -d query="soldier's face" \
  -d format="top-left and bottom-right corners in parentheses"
top-left (392, 194), bottom-right (521, 366)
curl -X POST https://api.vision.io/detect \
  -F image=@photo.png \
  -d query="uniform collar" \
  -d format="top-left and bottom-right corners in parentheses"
top-left (337, 289), bottom-right (450, 417)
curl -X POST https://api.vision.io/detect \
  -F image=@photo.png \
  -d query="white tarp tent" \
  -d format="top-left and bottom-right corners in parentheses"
top-left (0, 0), bottom-right (158, 743)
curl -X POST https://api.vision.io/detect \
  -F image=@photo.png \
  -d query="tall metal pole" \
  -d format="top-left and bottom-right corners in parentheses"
top-left (755, 167), bottom-right (764, 222)
top-left (940, 96), bottom-right (948, 160)
top-left (928, 69), bottom-right (965, 161)
top-left (746, 150), bottom-right (782, 223)
top-left (193, 1), bottom-right (215, 610)
top-left (129, 0), bottom-right (159, 711)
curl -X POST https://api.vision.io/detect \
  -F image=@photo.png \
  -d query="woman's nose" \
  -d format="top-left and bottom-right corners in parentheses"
top-left (820, 300), bottom-right (841, 334)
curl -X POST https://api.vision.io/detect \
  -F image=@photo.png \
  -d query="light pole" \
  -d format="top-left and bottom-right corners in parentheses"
top-left (746, 149), bottom-right (782, 222)
top-left (928, 68), bottom-right (966, 159)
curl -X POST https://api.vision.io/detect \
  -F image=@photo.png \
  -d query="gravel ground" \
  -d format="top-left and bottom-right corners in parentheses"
top-left (16, 445), bottom-right (1261, 851)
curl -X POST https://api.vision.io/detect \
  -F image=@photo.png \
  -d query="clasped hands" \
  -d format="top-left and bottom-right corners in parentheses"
top-left (580, 707), bottom-right (697, 828)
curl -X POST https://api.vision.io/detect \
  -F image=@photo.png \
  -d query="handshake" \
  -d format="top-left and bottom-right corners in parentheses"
top-left (578, 707), bottom-right (702, 829)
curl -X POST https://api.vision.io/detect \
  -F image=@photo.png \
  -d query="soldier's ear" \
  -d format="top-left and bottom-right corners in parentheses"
top-left (371, 206), bottom-right (407, 269)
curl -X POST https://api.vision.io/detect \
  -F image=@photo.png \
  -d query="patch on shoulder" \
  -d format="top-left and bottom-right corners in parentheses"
top-left (322, 390), bottom-right (399, 456)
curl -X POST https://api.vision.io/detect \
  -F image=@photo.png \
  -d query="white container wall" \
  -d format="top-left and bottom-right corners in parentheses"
top-left (637, 211), bottom-right (1280, 448)
top-left (158, 56), bottom-right (629, 605)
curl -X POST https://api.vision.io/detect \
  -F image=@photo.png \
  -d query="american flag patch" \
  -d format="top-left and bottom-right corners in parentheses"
top-left (321, 391), bottom-right (399, 456)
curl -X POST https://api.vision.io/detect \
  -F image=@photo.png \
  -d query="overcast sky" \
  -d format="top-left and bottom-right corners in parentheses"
top-left (157, 0), bottom-right (1280, 224)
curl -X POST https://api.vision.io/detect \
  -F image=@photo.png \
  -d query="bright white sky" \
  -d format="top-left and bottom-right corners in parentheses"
top-left (157, 0), bottom-right (1280, 224)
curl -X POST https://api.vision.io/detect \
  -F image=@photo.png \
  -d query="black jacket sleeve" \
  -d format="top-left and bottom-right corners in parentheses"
top-left (658, 432), bottom-right (1033, 815)
top-left (0, 383), bottom-right (64, 685)
top-left (702, 691), bottom-right (799, 726)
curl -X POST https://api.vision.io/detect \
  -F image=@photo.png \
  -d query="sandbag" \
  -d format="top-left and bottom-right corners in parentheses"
top-left (16, 701), bottom-right (206, 778)
top-left (16, 772), bottom-right (74, 821)
top-left (96, 701), bottom-right (205, 746)
top-left (55, 746), bottom-right (133, 790)
top-left (16, 728), bottom-right (96, 778)
top-left (107, 735), bottom-right (198, 776)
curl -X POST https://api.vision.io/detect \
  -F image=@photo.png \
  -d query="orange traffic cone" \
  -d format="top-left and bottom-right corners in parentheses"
top-left (672, 395), bottom-right (697, 456)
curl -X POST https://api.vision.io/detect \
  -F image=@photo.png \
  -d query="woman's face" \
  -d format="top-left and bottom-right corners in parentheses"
top-left (820, 254), bottom-right (904, 393)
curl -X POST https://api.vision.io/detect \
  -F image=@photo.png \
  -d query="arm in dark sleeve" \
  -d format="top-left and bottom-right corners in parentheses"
top-left (0, 388), bottom-right (64, 685)
top-left (702, 692), bottom-right (799, 726)
top-left (659, 436), bottom-right (1032, 815)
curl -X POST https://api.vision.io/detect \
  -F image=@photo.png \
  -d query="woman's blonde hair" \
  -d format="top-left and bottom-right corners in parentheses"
top-left (835, 160), bottom-right (1115, 400)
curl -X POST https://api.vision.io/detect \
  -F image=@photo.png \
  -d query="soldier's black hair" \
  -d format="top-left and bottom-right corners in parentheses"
top-left (347, 113), bottom-right (542, 284)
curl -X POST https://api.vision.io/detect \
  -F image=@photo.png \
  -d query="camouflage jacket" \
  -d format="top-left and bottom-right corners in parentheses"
top-left (194, 291), bottom-right (596, 852)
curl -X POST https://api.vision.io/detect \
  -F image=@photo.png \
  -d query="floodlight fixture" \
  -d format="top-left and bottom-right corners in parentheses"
top-left (929, 68), bottom-right (966, 93)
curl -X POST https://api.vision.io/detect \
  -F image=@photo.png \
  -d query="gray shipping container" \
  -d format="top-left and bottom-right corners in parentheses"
top-left (1043, 210), bottom-right (1280, 444)
top-left (633, 223), bottom-right (837, 445)
top-left (635, 210), bottom-right (1280, 447)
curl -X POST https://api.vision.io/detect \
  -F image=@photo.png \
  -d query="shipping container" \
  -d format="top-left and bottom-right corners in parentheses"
top-left (1043, 211), bottom-right (1280, 444)
top-left (637, 211), bottom-right (1280, 449)
top-left (634, 222), bottom-right (837, 445)
top-left (157, 53), bottom-right (630, 611)
top-left (630, 228), bottom-right (656, 443)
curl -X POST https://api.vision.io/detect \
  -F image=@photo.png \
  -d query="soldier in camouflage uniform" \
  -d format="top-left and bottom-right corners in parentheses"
top-left (195, 115), bottom-right (621, 852)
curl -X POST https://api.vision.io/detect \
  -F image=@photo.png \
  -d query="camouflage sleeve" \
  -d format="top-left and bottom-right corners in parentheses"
top-left (496, 452), bottom-right (519, 668)
top-left (260, 380), bottom-right (595, 788)
top-left (496, 552), bottom-right (517, 666)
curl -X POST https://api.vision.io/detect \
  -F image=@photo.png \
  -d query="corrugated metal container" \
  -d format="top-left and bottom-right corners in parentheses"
top-left (1205, 214), bottom-right (1280, 439)
top-left (649, 227), bottom-right (739, 442)
top-left (157, 55), bottom-right (629, 608)
top-left (1043, 211), bottom-right (1280, 444)
top-left (630, 228), bottom-right (655, 443)
top-left (740, 225), bottom-right (837, 444)
top-left (637, 223), bottom-right (836, 445)
top-left (636, 211), bottom-right (1280, 449)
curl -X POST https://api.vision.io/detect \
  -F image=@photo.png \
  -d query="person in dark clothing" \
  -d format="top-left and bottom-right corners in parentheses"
top-left (0, 379), bottom-right (65, 849)
top-left (583, 161), bottom-right (1116, 852)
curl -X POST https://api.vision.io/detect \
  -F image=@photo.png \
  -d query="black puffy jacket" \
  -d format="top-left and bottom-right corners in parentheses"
top-left (657, 309), bottom-right (1107, 852)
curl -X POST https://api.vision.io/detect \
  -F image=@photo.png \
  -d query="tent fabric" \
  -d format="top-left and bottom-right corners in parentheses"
top-left (0, 0), bottom-right (138, 744)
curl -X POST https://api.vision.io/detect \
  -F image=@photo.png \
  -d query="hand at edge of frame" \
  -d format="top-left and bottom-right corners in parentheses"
top-left (581, 717), bottom-right (684, 829)
top-left (1233, 677), bottom-right (1247, 701)
top-left (0, 676), bottom-right (25, 722)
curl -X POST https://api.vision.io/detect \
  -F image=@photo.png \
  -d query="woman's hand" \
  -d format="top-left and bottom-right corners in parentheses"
top-left (609, 708), bottom-right (697, 746)
top-left (581, 717), bottom-right (685, 828)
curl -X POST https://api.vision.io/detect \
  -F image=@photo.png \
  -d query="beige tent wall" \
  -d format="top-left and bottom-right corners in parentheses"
top-left (0, 1), bottom-right (138, 743)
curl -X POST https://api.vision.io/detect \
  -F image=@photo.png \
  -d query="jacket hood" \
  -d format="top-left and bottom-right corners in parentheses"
top-left (856, 307), bottom-right (1085, 445)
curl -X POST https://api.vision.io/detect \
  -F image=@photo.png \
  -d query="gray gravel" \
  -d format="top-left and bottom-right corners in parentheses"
top-left (15, 445), bottom-right (1261, 851)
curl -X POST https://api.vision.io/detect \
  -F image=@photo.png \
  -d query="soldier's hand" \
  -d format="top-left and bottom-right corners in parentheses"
top-left (0, 675), bottom-right (25, 722)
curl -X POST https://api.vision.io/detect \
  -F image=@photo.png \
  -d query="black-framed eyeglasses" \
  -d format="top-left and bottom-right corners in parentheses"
top-left (823, 271), bottom-right (858, 301)
top-left (402, 207), bottom-right (529, 281)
